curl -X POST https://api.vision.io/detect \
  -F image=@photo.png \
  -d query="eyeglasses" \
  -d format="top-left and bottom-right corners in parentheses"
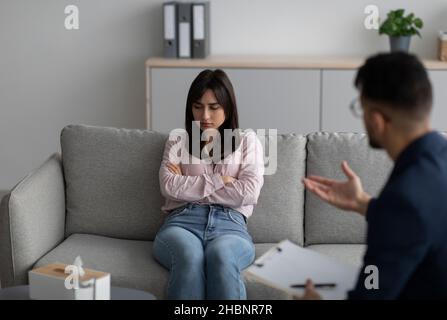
top-left (349, 97), bottom-right (363, 118)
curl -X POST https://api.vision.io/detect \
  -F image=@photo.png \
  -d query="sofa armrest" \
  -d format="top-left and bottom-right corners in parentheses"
top-left (0, 153), bottom-right (66, 287)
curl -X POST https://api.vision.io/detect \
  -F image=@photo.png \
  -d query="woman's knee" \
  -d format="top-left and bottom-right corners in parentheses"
top-left (206, 244), bottom-right (236, 266)
top-left (206, 235), bottom-right (254, 268)
top-left (154, 226), bottom-right (205, 266)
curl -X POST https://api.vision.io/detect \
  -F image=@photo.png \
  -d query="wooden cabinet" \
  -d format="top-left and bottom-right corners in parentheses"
top-left (429, 71), bottom-right (447, 131)
top-left (321, 70), bottom-right (363, 133)
top-left (146, 56), bottom-right (447, 134)
top-left (150, 67), bottom-right (320, 134)
top-left (321, 70), bottom-right (447, 133)
top-left (150, 68), bottom-right (199, 133)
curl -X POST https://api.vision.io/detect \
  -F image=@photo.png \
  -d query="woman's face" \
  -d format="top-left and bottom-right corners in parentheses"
top-left (192, 89), bottom-right (226, 130)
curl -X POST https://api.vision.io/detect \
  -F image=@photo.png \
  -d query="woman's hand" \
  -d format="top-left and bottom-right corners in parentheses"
top-left (167, 162), bottom-right (182, 175)
top-left (221, 175), bottom-right (236, 185)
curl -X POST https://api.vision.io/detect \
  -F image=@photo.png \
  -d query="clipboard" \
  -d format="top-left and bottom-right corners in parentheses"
top-left (243, 240), bottom-right (360, 300)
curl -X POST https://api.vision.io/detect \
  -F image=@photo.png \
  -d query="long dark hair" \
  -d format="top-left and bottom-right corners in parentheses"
top-left (185, 69), bottom-right (239, 161)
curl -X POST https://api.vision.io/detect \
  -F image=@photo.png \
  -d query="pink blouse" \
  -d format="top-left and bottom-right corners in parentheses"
top-left (159, 131), bottom-right (265, 218)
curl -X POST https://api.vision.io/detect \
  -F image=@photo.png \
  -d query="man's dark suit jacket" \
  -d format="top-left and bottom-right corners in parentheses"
top-left (348, 131), bottom-right (447, 299)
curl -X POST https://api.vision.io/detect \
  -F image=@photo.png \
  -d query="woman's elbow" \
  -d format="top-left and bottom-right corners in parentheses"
top-left (159, 177), bottom-right (176, 199)
top-left (240, 187), bottom-right (262, 206)
top-left (160, 185), bottom-right (173, 199)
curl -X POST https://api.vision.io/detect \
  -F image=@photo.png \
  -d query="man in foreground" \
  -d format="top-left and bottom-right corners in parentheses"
top-left (302, 52), bottom-right (447, 299)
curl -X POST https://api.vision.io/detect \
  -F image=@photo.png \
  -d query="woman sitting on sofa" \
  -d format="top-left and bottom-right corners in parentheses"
top-left (153, 69), bottom-right (265, 300)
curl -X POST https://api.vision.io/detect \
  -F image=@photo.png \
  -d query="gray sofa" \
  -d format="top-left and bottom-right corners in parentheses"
top-left (0, 124), bottom-right (393, 299)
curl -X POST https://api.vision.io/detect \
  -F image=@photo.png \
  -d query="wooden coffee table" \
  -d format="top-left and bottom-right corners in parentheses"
top-left (0, 285), bottom-right (156, 300)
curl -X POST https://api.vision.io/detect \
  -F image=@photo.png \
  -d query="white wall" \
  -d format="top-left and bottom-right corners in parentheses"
top-left (1, 0), bottom-right (447, 191)
top-left (209, 0), bottom-right (447, 58)
top-left (0, 0), bottom-right (165, 191)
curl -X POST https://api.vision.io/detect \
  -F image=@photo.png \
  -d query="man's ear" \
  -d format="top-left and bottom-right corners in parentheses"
top-left (369, 110), bottom-right (387, 136)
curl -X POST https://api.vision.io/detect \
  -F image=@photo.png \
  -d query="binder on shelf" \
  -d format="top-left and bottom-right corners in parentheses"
top-left (243, 240), bottom-right (360, 300)
top-left (192, 2), bottom-right (210, 59)
top-left (163, 2), bottom-right (178, 58)
top-left (177, 2), bottom-right (192, 59)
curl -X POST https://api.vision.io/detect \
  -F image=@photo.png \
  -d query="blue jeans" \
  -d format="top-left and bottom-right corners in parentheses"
top-left (153, 203), bottom-right (255, 300)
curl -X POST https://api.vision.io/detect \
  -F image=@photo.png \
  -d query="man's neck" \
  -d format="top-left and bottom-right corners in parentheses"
top-left (386, 125), bottom-right (432, 161)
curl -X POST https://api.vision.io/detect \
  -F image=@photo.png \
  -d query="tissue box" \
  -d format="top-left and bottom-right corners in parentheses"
top-left (439, 31), bottom-right (447, 62)
top-left (29, 262), bottom-right (111, 300)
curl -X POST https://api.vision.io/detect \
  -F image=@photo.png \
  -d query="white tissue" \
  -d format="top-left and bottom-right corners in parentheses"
top-left (73, 256), bottom-right (96, 289)
top-left (73, 256), bottom-right (85, 277)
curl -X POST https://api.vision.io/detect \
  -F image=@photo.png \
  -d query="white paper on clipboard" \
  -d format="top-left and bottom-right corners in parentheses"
top-left (243, 240), bottom-right (361, 300)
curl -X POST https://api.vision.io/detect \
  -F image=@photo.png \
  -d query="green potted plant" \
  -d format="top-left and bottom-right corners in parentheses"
top-left (379, 9), bottom-right (424, 52)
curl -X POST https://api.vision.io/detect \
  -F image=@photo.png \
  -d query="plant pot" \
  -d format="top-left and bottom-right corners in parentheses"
top-left (389, 36), bottom-right (412, 52)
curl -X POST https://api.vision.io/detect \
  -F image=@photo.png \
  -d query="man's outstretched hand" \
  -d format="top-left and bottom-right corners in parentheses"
top-left (302, 161), bottom-right (371, 216)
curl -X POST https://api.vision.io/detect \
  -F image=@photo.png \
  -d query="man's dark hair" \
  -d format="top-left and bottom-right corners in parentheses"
top-left (355, 52), bottom-right (433, 119)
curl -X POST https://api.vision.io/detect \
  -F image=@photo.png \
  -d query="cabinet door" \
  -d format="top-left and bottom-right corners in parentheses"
top-left (224, 69), bottom-right (320, 134)
top-left (323, 70), bottom-right (447, 133)
top-left (150, 68), bottom-right (202, 133)
top-left (321, 70), bottom-right (364, 133)
top-left (429, 71), bottom-right (447, 131)
top-left (150, 68), bottom-right (320, 134)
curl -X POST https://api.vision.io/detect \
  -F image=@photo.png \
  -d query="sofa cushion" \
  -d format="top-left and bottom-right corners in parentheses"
top-left (249, 134), bottom-right (306, 245)
top-left (62, 125), bottom-right (306, 245)
top-left (62, 125), bottom-right (168, 241)
top-left (33, 234), bottom-right (168, 299)
top-left (33, 234), bottom-right (290, 299)
top-left (305, 132), bottom-right (393, 245)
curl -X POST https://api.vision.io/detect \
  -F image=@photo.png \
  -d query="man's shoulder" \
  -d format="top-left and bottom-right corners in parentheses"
top-left (378, 153), bottom-right (447, 216)
top-left (403, 148), bottom-right (447, 186)
top-left (393, 133), bottom-right (447, 185)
